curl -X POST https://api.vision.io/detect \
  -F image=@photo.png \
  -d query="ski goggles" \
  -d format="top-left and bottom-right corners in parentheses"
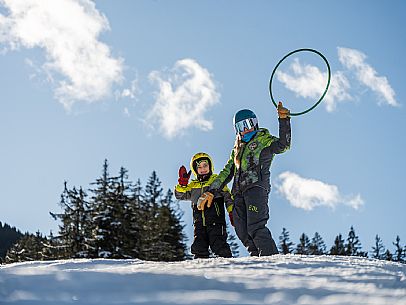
top-left (234, 118), bottom-right (258, 134)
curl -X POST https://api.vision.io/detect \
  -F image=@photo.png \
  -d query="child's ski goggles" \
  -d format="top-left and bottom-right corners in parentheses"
top-left (234, 118), bottom-right (258, 134)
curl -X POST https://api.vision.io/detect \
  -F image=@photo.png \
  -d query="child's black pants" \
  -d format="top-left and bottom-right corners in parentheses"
top-left (191, 199), bottom-right (232, 258)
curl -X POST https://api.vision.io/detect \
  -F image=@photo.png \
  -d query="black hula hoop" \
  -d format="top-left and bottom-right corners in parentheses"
top-left (269, 48), bottom-right (331, 116)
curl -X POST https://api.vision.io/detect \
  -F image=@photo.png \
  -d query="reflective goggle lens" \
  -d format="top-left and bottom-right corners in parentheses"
top-left (234, 118), bottom-right (257, 134)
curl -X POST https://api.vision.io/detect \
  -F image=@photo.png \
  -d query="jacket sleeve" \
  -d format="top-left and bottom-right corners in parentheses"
top-left (174, 184), bottom-right (192, 201)
top-left (208, 150), bottom-right (235, 194)
top-left (267, 118), bottom-right (291, 154)
top-left (220, 185), bottom-right (234, 213)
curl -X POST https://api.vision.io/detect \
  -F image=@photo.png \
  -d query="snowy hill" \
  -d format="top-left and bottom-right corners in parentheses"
top-left (0, 255), bottom-right (405, 305)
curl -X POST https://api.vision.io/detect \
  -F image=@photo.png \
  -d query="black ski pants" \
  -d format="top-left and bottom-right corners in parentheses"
top-left (191, 201), bottom-right (232, 258)
top-left (232, 186), bottom-right (278, 256)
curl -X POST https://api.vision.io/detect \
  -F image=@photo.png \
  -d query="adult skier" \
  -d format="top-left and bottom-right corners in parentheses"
top-left (197, 102), bottom-right (291, 256)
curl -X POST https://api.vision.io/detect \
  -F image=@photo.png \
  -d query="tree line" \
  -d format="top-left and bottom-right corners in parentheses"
top-left (1, 160), bottom-right (404, 264)
top-left (278, 227), bottom-right (405, 263)
top-left (4, 160), bottom-right (188, 263)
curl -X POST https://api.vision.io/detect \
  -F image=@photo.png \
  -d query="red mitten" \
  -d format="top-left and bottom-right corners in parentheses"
top-left (178, 165), bottom-right (191, 186)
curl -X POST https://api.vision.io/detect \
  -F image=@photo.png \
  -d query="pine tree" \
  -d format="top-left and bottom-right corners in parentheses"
top-left (138, 171), bottom-right (164, 260)
top-left (155, 190), bottom-right (187, 261)
top-left (50, 183), bottom-right (91, 258)
top-left (393, 236), bottom-right (404, 263)
top-left (104, 166), bottom-right (135, 259)
top-left (31, 231), bottom-right (47, 261)
top-left (295, 233), bottom-right (310, 255)
top-left (42, 231), bottom-right (62, 260)
top-left (120, 170), bottom-right (142, 259)
top-left (0, 222), bottom-right (23, 260)
top-left (345, 226), bottom-right (365, 257)
top-left (137, 172), bottom-right (188, 261)
top-left (139, 172), bottom-right (189, 261)
top-left (5, 232), bottom-right (49, 263)
top-left (144, 171), bottom-right (163, 209)
top-left (384, 249), bottom-right (393, 261)
top-left (5, 234), bottom-right (28, 263)
top-left (403, 246), bottom-right (406, 263)
top-left (330, 234), bottom-right (346, 255)
top-left (371, 235), bottom-right (385, 260)
top-left (279, 228), bottom-right (294, 254)
top-left (309, 232), bottom-right (326, 255)
top-left (89, 159), bottom-right (121, 258)
top-left (46, 162), bottom-right (188, 262)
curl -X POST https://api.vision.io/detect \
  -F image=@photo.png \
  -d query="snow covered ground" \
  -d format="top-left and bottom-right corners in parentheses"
top-left (0, 255), bottom-right (405, 305)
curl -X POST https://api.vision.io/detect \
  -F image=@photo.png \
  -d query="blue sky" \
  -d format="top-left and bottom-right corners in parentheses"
top-left (0, 0), bottom-right (404, 255)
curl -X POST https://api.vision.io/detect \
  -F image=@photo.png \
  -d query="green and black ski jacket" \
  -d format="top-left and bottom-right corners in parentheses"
top-left (209, 118), bottom-right (291, 196)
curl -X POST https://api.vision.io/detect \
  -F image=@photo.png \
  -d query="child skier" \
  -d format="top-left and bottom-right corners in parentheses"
top-left (175, 152), bottom-right (233, 259)
top-left (197, 102), bottom-right (291, 256)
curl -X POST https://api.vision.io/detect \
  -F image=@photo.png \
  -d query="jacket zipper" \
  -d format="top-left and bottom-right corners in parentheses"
top-left (237, 144), bottom-right (247, 188)
top-left (214, 202), bottom-right (220, 217)
top-left (200, 182), bottom-right (206, 227)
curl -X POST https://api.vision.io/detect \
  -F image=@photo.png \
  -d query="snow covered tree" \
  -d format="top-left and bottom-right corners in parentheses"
top-left (295, 233), bottom-right (311, 255)
top-left (5, 232), bottom-right (49, 263)
top-left (403, 246), bottom-right (406, 263)
top-left (41, 231), bottom-right (64, 260)
top-left (144, 171), bottom-right (163, 209)
top-left (371, 235), bottom-right (385, 260)
top-left (103, 167), bottom-right (136, 259)
top-left (384, 249), bottom-right (393, 261)
top-left (89, 159), bottom-right (128, 258)
top-left (345, 226), bottom-right (366, 257)
top-left (138, 173), bottom-right (187, 261)
top-left (120, 173), bottom-right (142, 259)
top-left (330, 234), bottom-right (346, 256)
top-left (153, 190), bottom-right (187, 261)
top-left (138, 171), bottom-right (164, 260)
top-left (279, 228), bottom-right (294, 254)
top-left (50, 183), bottom-right (91, 258)
top-left (5, 234), bottom-right (27, 263)
top-left (46, 161), bottom-right (187, 262)
top-left (309, 232), bottom-right (326, 255)
top-left (393, 236), bottom-right (404, 263)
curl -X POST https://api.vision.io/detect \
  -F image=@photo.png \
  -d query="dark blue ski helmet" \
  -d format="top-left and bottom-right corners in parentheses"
top-left (233, 109), bottom-right (258, 134)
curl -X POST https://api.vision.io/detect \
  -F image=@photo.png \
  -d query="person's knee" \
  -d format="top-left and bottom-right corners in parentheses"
top-left (247, 221), bottom-right (267, 239)
top-left (233, 220), bottom-right (248, 239)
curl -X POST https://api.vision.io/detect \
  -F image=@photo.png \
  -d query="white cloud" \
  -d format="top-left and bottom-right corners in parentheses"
top-left (123, 107), bottom-right (130, 117)
top-left (0, 0), bottom-right (123, 110)
top-left (116, 77), bottom-right (140, 100)
top-left (276, 58), bottom-right (352, 112)
top-left (147, 58), bottom-right (220, 139)
top-left (338, 47), bottom-right (398, 107)
top-left (276, 171), bottom-right (364, 211)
